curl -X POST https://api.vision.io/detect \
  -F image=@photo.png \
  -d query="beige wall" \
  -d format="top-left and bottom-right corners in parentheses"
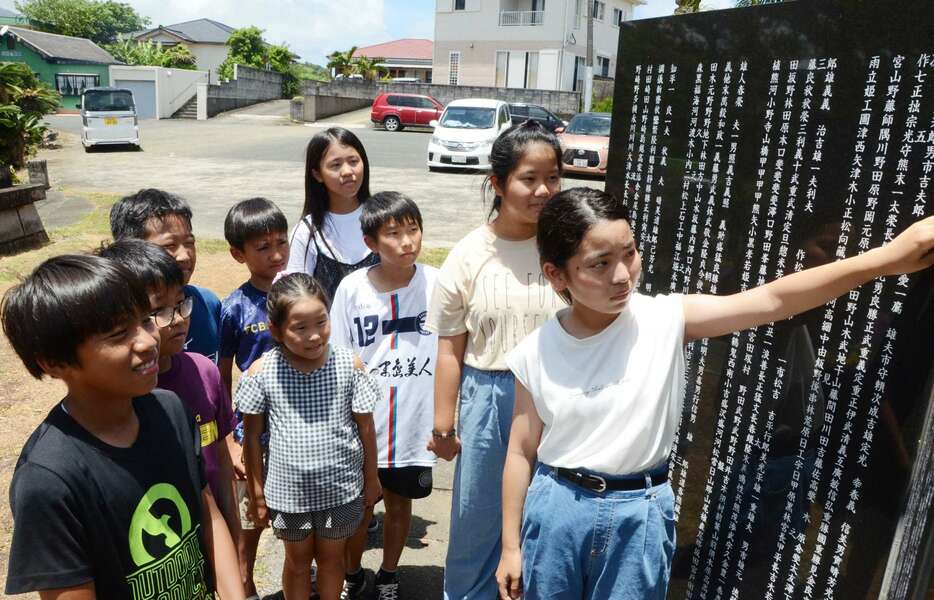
top-left (433, 39), bottom-right (563, 88)
top-left (433, 0), bottom-right (639, 90)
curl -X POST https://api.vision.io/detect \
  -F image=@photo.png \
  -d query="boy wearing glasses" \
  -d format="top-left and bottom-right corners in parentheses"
top-left (98, 240), bottom-right (240, 544)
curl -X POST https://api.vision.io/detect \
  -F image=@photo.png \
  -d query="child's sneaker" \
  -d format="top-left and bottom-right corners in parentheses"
top-left (375, 569), bottom-right (399, 600)
top-left (340, 569), bottom-right (370, 600)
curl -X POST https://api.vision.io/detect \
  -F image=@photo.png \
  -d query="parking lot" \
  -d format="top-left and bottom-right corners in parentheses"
top-left (40, 101), bottom-right (604, 246)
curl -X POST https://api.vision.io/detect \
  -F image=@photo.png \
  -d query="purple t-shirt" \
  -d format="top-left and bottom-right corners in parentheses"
top-left (158, 352), bottom-right (236, 501)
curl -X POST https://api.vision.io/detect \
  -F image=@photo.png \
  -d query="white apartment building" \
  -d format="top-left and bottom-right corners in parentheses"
top-left (433, 0), bottom-right (644, 92)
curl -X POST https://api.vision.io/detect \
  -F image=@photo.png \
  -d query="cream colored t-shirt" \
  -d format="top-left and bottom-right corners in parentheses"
top-left (427, 225), bottom-right (561, 371)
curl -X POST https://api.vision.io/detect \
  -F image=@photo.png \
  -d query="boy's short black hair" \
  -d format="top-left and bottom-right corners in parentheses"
top-left (109, 188), bottom-right (193, 240)
top-left (1, 254), bottom-right (151, 379)
top-left (224, 197), bottom-right (289, 250)
top-left (96, 239), bottom-right (185, 293)
top-left (360, 191), bottom-right (423, 239)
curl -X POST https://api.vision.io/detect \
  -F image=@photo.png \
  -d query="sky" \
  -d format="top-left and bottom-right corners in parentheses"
top-left (0, 0), bottom-right (736, 65)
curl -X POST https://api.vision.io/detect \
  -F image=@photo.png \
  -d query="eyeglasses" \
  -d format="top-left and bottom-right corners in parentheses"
top-left (151, 295), bottom-right (194, 328)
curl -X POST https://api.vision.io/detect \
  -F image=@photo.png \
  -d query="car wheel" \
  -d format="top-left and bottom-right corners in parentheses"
top-left (83, 145), bottom-right (91, 153)
top-left (384, 116), bottom-right (402, 132)
top-left (429, 166), bottom-right (441, 172)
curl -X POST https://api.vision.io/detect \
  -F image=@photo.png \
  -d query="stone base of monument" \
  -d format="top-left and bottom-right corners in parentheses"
top-left (0, 181), bottom-right (49, 257)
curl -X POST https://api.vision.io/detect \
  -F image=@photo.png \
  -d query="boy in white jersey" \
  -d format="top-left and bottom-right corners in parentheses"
top-left (330, 192), bottom-right (438, 600)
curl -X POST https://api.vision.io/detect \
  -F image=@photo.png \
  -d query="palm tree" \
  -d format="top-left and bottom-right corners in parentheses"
top-left (326, 47), bottom-right (358, 77)
top-left (735, 0), bottom-right (786, 5)
top-left (674, 0), bottom-right (701, 14)
top-left (354, 56), bottom-right (388, 81)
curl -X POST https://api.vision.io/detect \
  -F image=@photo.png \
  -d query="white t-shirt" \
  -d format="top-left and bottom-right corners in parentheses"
top-left (330, 264), bottom-right (439, 468)
top-left (287, 207), bottom-right (372, 274)
top-left (426, 225), bottom-right (561, 371)
top-left (506, 293), bottom-right (685, 475)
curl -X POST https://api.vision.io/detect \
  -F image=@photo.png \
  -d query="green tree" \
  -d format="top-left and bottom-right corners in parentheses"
top-left (674, 0), bottom-right (701, 14)
top-left (217, 26), bottom-right (266, 80)
top-left (106, 39), bottom-right (197, 70)
top-left (15, 0), bottom-right (149, 44)
top-left (294, 62), bottom-right (330, 82)
top-left (326, 47), bottom-right (357, 77)
top-left (353, 56), bottom-right (387, 81)
top-left (0, 62), bottom-right (60, 184)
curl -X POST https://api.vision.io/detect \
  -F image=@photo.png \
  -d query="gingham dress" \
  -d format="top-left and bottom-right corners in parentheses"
top-left (236, 344), bottom-right (381, 512)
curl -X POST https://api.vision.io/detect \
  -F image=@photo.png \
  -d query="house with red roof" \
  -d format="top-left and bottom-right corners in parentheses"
top-left (353, 39), bottom-right (433, 83)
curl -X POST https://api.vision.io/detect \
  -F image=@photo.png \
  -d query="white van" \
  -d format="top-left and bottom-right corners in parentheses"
top-left (426, 98), bottom-right (511, 171)
top-left (77, 87), bottom-right (140, 151)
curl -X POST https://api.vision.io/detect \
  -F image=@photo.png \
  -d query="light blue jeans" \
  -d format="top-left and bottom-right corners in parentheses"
top-left (521, 463), bottom-right (677, 600)
top-left (443, 366), bottom-right (515, 600)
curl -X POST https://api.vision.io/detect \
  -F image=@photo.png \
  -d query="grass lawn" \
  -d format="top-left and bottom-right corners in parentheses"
top-left (0, 192), bottom-right (449, 596)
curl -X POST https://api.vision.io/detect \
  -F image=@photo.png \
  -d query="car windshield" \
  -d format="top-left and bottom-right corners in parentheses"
top-left (84, 91), bottom-right (134, 112)
top-left (440, 107), bottom-right (496, 129)
top-left (566, 114), bottom-right (611, 136)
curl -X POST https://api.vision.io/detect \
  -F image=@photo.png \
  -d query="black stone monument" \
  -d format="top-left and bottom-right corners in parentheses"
top-left (605, 1), bottom-right (934, 598)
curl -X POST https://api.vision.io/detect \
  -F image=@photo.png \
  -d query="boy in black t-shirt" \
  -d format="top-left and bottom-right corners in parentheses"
top-left (2, 255), bottom-right (243, 599)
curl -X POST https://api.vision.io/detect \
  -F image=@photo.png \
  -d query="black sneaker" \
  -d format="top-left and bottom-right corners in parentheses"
top-left (375, 570), bottom-right (399, 600)
top-left (367, 515), bottom-right (380, 533)
top-left (340, 570), bottom-right (370, 600)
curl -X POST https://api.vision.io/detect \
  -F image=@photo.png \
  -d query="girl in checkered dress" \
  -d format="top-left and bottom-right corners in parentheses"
top-left (236, 272), bottom-right (382, 600)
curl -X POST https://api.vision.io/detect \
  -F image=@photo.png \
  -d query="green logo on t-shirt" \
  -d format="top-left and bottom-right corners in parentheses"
top-left (128, 483), bottom-right (191, 565)
top-left (126, 483), bottom-right (209, 599)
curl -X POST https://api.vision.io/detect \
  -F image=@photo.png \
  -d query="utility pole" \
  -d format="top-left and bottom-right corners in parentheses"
top-left (584, 0), bottom-right (594, 111)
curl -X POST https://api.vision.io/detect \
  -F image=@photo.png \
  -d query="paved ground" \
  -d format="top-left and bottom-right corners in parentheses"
top-left (40, 100), bottom-right (602, 246)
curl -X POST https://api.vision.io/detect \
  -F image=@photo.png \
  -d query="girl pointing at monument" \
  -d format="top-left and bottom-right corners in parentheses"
top-left (496, 187), bottom-right (934, 600)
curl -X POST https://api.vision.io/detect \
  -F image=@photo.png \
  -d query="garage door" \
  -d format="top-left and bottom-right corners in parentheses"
top-left (113, 79), bottom-right (156, 118)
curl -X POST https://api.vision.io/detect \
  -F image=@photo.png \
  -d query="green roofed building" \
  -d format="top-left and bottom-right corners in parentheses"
top-left (0, 25), bottom-right (118, 108)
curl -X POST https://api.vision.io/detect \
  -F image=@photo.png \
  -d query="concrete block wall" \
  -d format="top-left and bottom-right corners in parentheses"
top-left (592, 76), bottom-right (616, 103)
top-left (0, 183), bottom-right (49, 256)
top-left (303, 80), bottom-right (582, 117)
top-left (206, 65), bottom-right (284, 117)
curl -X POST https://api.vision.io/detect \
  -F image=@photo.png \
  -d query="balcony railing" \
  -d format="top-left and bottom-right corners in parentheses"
top-left (499, 10), bottom-right (544, 26)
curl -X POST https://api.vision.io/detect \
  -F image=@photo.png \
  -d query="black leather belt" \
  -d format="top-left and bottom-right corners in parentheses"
top-left (554, 467), bottom-right (668, 493)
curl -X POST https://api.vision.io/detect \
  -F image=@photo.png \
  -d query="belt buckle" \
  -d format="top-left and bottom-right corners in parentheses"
top-left (589, 474), bottom-right (607, 493)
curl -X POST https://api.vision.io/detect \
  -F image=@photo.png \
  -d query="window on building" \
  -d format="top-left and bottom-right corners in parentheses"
top-left (573, 55), bottom-right (585, 91)
top-left (597, 56), bottom-right (611, 78)
top-left (6, 36), bottom-right (15, 50)
top-left (592, 1), bottom-right (605, 21)
top-left (526, 51), bottom-right (539, 89)
top-left (612, 7), bottom-right (625, 26)
top-left (454, 0), bottom-right (466, 10)
top-left (495, 51), bottom-right (508, 87)
top-left (574, 0), bottom-right (582, 28)
top-left (449, 51), bottom-right (461, 85)
top-left (55, 73), bottom-right (99, 96)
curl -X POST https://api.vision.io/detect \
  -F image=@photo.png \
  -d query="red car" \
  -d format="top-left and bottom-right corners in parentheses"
top-left (371, 93), bottom-right (444, 132)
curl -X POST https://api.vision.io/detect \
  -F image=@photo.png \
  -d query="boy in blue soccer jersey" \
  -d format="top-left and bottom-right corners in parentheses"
top-left (330, 192), bottom-right (438, 600)
top-left (218, 197), bottom-right (289, 599)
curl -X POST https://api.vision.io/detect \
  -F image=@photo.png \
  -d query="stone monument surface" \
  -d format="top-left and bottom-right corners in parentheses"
top-left (605, 1), bottom-right (934, 598)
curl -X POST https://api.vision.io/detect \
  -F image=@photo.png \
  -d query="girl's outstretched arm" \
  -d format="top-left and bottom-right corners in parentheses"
top-left (684, 215), bottom-right (934, 343)
top-left (496, 381), bottom-right (544, 600)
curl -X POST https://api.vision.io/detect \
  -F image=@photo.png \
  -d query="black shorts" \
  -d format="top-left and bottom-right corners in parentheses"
top-left (377, 466), bottom-right (433, 500)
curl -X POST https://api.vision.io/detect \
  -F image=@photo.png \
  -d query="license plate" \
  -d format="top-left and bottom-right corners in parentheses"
top-left (573, 158), bottom-right (589, 167)
top-left (451, 155), bottom-right (467, 164)
top-left (104, 117), bottom-right (118, 125)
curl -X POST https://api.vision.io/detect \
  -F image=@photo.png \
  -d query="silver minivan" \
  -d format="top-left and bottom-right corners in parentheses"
top-left (77, 87), bottom-right (140, 151)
